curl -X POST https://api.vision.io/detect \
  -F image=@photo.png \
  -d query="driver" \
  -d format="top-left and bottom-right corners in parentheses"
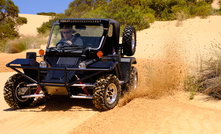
top-left (57, 25), bottom-right (83, 47)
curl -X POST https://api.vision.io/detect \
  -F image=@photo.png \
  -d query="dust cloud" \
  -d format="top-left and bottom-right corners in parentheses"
top-left (120, 42), bottom-right (187, 106)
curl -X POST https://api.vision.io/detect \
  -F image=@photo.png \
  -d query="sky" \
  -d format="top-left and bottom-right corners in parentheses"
top-left (12, 0), bottom-right (74, 14)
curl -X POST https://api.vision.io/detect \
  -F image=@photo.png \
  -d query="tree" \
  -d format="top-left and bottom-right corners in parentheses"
top-left (0, 0), bottom-right (27, 40)
top-left (65, 0), bottom-right (95, 18)
top-left (37, 0), bottom-right (213, 34)
top-left (37, 13), bottom-right (66, 34)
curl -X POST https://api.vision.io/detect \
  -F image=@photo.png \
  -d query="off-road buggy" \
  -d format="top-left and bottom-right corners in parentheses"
top-left (4, 18), bottom-right (138, 111)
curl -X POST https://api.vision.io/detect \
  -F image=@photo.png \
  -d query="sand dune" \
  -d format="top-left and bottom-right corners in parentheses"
top-left (18, 14), bottom-right (51, 36)
top-left (1, 13), bottom-right (221, 133)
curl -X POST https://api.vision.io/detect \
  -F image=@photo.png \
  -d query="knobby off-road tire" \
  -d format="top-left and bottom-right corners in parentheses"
top-left (4, 74), bottom-right (34, 109)
top-left (122, 66), bottom-right (138, 93)
top-left (122, 25), bottom-right (137, 56)
top-left (92, 74), bottom-right (121, 111)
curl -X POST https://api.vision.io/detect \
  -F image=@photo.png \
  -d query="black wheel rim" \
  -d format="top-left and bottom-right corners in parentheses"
top-left (15, 82), bottom-right (30, 102)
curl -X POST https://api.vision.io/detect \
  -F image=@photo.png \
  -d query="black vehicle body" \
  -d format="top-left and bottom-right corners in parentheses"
top-left (4, 18), bottom-right (138, 110)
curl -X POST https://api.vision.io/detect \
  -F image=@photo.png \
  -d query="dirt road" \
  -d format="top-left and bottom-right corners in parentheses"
top-left (1, 16), bottom-right (221, 133)
top-left (1, 69), bottom-right (221, 134)
top-left (0, 72), bottom-right (98, 134)
top-left (72, 95), bottom-right (221, 134)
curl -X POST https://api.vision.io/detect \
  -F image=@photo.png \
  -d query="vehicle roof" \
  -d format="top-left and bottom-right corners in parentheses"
top-left (53, 18), bottom-right (120, 28)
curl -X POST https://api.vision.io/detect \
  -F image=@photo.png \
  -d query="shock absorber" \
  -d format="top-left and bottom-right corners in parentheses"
top-left (75, 75), bottom-right (90, 96)
top-left (35, 86), bottom-right (41, 94)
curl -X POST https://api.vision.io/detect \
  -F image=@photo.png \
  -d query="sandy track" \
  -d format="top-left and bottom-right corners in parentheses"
top-left (72, 96), bottom-right (221, 134)
top-left (1, 14), bottom-right (221, 133)
top-left (1, 72), bottom-right (221, 134)
top-left (1, 62), bottom-right (221, 134)
top-left (0, 72), bottom-right (98, 134)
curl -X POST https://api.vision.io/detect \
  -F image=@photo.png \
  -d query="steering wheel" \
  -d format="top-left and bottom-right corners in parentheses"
top-left (56, 41), bottom-right (66, 47)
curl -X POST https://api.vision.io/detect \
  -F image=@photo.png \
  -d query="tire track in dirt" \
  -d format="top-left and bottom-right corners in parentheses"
top-left (0, 72), bottom-right (98, 134)
top-left (1, 110), bottom-right (97, 134)
top-left (71, 96), bottom-right (221, 134)
top-left (155, 96), bottom-right (221, 134)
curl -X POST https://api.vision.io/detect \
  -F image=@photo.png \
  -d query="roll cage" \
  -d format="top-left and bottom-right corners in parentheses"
top-left (47, 18), bottom-right (120, 56)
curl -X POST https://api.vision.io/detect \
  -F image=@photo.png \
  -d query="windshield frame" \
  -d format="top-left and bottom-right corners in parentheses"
top-left (47, 23), bottom-right (106, 52)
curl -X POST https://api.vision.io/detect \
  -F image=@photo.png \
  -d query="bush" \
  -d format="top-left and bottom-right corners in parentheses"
top-left (172, 5), bottom-right (190, 20)
top-left (184, 76), bottom-right (199, 99)
top-left (195, 41), bottom-right (221, 98)
top-left (6, 38), bottom-right (28, 53)
top-left (37, 0), bottom-right (213, 33)
top-left (0, 41), bottom-right (7, 52)
top-left (5, 35), bottom-right (47, 53)
top-left (37, 14), bottom-right (65, 34)
top-left (190, 1), bottom-right (212, 18)
top-left (37, 12), bottom-right (56, 16)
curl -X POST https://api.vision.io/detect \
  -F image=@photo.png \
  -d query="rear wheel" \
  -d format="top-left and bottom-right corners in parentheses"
top-left (92, 74), bottom-right (121, 111)
top-left (122, 66), bottom-right (138, 93)
top-left (122, 25), bottom-right (137, 56)
top-left (3, 74), bottom-right (34, 109)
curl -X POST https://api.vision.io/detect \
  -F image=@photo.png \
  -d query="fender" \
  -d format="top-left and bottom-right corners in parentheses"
top-left (88, 61), bottom-right (122, 80)
top-left (7, 58), bottom-right (39, 66)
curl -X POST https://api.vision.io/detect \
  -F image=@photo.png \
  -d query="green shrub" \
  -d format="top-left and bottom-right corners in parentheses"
top-left (37, 12), bottom-right (56, 16)
top-left (144, 13), bottom-right (155, 23)
top-left (160, 8), bottom-right (173, 21)
top-left (184, 76), bottom-right (199, 100)
top-left (37, 0), bottom-right (214, 33)
top-left (37, 14), bottom-right (65, 34)
top-left (37, 19), bottom-right (54, 34)
top-left (172, 5), bottom-right (190, 20)
top-left (190, 1), bottom-right (212, 18)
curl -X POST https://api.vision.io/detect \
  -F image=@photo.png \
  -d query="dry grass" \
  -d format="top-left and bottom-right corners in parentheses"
top-left (197, 41), bottom-right (221, 98)
top-left (0, 40), bottom-right (7, 52)
top-left (5, 34), bottom-right (48, 53)
top-left (175, 11), bottom-right (188, 27)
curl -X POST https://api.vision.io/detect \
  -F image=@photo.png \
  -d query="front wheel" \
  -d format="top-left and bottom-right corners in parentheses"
top-left (92, 74), bottom-right (121, 111)
top-left (3, 74), bottom-right (34, 109)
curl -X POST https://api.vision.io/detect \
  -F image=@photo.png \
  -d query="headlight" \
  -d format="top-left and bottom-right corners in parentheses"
top-left (39, 61), bottom-right (47, 68)
top-left (78, 62), bottom-right (86, 69)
